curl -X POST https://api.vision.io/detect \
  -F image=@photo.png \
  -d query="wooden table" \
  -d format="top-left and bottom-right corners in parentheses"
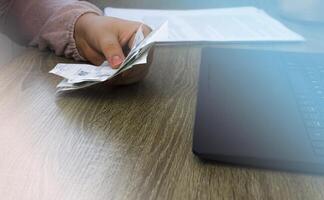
top-left (1, 1), bottom-right (324, 199)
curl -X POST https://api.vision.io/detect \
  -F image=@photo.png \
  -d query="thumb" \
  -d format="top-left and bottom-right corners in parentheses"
top-left (101, 37), bottom-right (125, 68)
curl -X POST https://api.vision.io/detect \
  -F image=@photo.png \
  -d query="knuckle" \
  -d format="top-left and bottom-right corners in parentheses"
top-left (104, 42), bottom-right (117, 49)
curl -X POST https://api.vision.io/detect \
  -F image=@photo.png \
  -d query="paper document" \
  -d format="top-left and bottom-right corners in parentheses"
top-left (105, 7), bottom-right (304, 42)
top-left (50, 22), bottom-right (169, 92)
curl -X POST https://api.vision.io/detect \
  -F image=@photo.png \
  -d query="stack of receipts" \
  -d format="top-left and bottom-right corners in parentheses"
top-left (49, 22), bottom-right (168, 92)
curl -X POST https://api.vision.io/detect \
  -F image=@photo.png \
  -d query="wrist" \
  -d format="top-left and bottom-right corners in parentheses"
top-left (74, 13), bottom-right (100, 58)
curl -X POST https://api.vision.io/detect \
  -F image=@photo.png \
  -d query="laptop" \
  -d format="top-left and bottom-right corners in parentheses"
top-left (193, 47), bottom-right (324, 173)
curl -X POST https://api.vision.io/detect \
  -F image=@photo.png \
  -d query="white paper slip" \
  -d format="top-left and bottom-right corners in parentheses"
top-left (104, 6), bottom-right (304, 42)
top-left (49, 62), bottom-right (118, 84)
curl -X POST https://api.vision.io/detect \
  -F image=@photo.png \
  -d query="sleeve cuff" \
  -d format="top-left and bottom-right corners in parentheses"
top-left (67, 2), bottom-right (103, 61)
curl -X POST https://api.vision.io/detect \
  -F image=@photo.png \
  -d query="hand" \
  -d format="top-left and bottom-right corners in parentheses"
top-left (75, 13), bottom-right (152, 68)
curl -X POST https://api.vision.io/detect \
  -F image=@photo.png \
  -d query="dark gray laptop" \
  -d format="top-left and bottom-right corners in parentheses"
top-left (193, 47), bottom-right (324, 173)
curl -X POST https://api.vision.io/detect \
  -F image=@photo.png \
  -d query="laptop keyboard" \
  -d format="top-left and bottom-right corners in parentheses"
top-left (286, 55), bottom-right (324, 157)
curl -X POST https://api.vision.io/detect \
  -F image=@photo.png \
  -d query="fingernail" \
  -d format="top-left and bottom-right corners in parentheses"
top-left (111, 56), bottom-right (123, 67)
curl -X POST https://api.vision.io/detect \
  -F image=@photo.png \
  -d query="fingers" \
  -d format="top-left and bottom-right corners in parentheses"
top-left (127, 24), bottom-right (153, 50)
top-left (82, 47), bottom-right (106, 66)
top-left (110, 65), bottom-right (148, 86)
top-left (142, 24), bottom-right (153, 37)
top-left (100, 36), bottom-right (126, 69)
top-left (121, 64), bottom-right (148, 78)
top-left (98, 20), bottom-right (152, 69)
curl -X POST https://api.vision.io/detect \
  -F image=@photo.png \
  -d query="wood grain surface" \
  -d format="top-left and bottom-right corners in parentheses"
top-left (1, 0), bottom-right (324, 200)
